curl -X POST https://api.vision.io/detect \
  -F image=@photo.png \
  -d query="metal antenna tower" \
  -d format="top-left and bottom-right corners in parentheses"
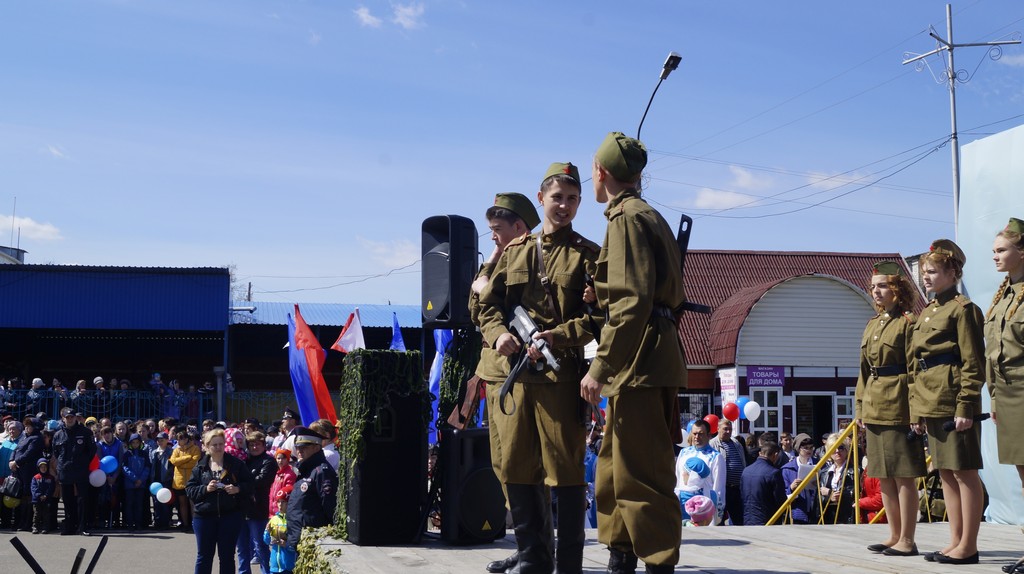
top-left (902, 3), bottom-right (1020, 238)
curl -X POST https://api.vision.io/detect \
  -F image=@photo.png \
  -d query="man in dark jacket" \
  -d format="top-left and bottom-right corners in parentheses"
top-left (740, 442), bottom-right (786, 526)
top-left (52, 407), bottom-right (97, 535)
top-left (285, 427), bottom-right (338, 549)
top-left (11, 418), bottom-right (44, 530)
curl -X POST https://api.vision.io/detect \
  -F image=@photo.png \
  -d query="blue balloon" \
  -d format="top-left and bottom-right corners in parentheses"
top-left (598, 397), bottom-right (608, 410)
top-left (100, 455), bottom-right (118, 475)
top-left (149, 482), bottom-right (163, 496)
top-left (736, 397), bottom-right (750, 420)
top-left (686, 420), bottom-right (695, 433)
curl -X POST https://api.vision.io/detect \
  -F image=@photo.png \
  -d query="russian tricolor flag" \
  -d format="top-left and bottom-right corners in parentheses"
top-left (287, 304), bottom-right (337, 425)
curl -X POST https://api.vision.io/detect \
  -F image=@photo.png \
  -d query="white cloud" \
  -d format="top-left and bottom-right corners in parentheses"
top-left (728, 165), bottom-right (771, 191)
top-left (0, 215), bottom-right (63, 241)
top-left (47, 145), bottom-right (66, 159)
top-left (804, 170), bottom-right (869, 191)
top-left (308, 29), bottom-right (321, 45)
top-left (692, 188), bottom-right (753, 210)
top-left (999, 53), bottom-right (1024, 67)
top-left (353, 6), bottom-right (382, 28)
top-left (392, 3), bottom-right (425, 30)
top-left (357, 237), bottom-right (418, 269)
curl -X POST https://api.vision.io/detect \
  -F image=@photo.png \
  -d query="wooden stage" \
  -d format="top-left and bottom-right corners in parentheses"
top-left (322, 522), bottom-right (1023, 574)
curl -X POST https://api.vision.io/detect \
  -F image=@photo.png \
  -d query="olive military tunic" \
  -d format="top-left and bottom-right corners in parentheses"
top-left (984, 279), bottom-right (1024, 465)
top-left (909, 288), bottom-right (986, 470)
top-left (477, 224), bottom-right (599, 486)
top-left (854, 309), bottom-right (926, 478)
top-left (468, 260), bottom-right (512, 487)
top-left (588, 189), bottom-right (685, 567)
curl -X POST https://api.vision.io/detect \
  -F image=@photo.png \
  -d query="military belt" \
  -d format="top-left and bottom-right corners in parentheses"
top-left (869, 364), bottom-right (907, 378)
top-left (916, 352), bottom-right (959, 371)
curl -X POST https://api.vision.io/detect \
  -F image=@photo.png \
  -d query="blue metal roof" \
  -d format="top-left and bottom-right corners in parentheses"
top-left (0, 265), bottom-right (230, 331)
top-left (231, 301), bottom-right (421, 328)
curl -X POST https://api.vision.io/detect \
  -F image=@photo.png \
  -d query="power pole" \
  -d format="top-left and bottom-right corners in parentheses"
top-left (902, 4), bottom-right (1020, 239)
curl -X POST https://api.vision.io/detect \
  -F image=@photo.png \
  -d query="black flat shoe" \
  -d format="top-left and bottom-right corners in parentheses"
top-left (934, 552), bottom-right (979, 565)
top-left (923, 551), bottom-right (944, 562)
top-left (1001, 560), bottom-right (1024, 574)
top-left (882, 545), bottom-right (919, 557)
top-left (866, 543), bottom-right (890, 553)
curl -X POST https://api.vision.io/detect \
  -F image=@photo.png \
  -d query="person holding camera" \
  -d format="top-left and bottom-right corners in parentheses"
top-left (186, 428), bottom-right (254, 574)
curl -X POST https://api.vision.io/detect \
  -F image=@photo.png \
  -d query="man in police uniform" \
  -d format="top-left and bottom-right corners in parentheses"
top-left (581, 132), bottom-right (686, 574)
top-left (273, 407), bottom-right (300, 454)
top-left (285, 426), bottom-right (339, 550)
top-left (468, 192), bottom-right (539, 574)
top-left (53, 406), bottom-right (98, 535)
top-left (478, 163), bottom-right (599, 574)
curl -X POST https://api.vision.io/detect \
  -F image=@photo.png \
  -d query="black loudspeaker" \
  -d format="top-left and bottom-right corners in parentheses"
top-left (422, 215), bottom-right (478, 327)
top-left (346, 392), bottom-right (427, 546)
top-left (439, 426), bottom-right (507, 545)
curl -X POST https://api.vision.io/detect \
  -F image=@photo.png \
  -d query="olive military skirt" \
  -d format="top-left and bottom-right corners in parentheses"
top-left (925, 417), bottom-right (983, 471)
top-left (993, 370), bottom-right (1024, 465)
top-left (865, 424), bottom-right (927, 479)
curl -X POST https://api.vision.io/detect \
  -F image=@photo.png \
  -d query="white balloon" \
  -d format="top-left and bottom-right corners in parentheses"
top-left (88, 469), bottom-right (106, 487)
top-left (743, 400), bottom-right (762, 422)
top-left (156, 487), bottom-right (172, 504)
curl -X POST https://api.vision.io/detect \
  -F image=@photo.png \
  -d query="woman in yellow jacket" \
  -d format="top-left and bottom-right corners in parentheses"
top-left (169, 429), bottom-right (201, 533)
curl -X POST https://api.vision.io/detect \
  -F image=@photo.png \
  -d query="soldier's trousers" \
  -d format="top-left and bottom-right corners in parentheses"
top-left (595, 386), bottom-right (681, 566)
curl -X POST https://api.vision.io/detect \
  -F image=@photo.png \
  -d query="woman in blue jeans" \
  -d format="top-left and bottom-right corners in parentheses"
top-left (186, 428), bottom-right (254, 574)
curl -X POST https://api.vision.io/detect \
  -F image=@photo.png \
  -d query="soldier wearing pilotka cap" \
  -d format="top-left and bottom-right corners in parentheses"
top-left (582, 132), bottom-right (686, 574)
top-left (478, 162), bottom-right (600, 574)
top-left (466, 192), bottom-right (539, 574)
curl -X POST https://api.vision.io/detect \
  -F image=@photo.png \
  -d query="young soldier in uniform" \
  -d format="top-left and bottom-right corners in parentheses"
top-left (983, 218), bottom-right (1024, 574)
top-left (580, 132), bottom-right (686, 574)
top-left (478, 162), bottom-right (599, 574)
top-left (468, 192), bottom-right (540, 574)
top-left (910, 239), bottom-right (985, 565)
top-left (855, 261), bottom-right (926, 556)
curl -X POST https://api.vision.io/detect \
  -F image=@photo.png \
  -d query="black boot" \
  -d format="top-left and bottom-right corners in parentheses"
top-left (607, 548), bottom-right (638, 574)
top-left (553, 486), bottom-right (586, 574)
top-left (486, 551), bottom-right (519, 573)
top-left (644, 565), bottom-right (674, 574)
top-left (505, 484), bottom-right (555, 574)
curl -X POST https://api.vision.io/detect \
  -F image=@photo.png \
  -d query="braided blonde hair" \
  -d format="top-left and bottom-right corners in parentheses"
top-left (986, 229), bottom-right (1024, 320)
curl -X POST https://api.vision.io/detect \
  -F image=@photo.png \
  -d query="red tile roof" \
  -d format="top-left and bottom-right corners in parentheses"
top-left (680, 251), bottom-right (919, 367)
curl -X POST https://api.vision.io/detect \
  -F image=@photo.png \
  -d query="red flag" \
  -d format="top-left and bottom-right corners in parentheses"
top-left (292, 305), bottom-right (337, 423)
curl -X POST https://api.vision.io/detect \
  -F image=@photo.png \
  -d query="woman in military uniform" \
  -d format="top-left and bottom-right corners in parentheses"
top-left (909, 239), bottom-right (985, 565)
top-left (983, 218), bottom-right (1024, 574)
top-left (854, 261), bottom-right (926, 556)
top-left (580, 132), bottom-right (686, 574)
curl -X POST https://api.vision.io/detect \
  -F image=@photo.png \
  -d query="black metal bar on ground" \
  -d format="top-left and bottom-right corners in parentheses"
top-left (69, 548), bottom-right (86, 574)
top-left (9, 536), bottom-right (47, 574)
top-left (82, 535), bottom-right (109, 574)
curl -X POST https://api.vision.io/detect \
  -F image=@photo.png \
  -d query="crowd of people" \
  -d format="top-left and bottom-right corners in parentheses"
top-left (0, 405), bottom-right (340, 574)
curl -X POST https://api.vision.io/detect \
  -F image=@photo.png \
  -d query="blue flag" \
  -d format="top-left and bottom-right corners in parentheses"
top-left (427, 328), bottom-right (453, 445)
top-left (390, 311), bottom-right (406, 351)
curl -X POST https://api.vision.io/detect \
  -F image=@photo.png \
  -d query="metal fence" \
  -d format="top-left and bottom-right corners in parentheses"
top-left (0, 388), bottom-right (301, 425)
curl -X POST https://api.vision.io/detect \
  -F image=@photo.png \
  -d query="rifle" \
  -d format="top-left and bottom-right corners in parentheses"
top-left (498, 306), bottom-right (560, 415)
top-left (676, 214), bottom-right (711, 315)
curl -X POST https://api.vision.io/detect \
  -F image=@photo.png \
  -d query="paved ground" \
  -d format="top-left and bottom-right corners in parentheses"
top-left (0, 529), bottom-right (206, 574)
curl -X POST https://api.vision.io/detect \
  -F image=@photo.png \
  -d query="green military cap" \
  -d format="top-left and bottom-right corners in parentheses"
top-left (872, 260), bottom-right (904, 277)
top-left (929, 238), bottom-right (966, 265)
top-left (595, 132), bottom-right (647, 183)
top-left (1004, 217), bottom-right (1024, 235)
top-left (493, 192), bottom-right (541, 230)
top-left (542, 162), bottom-right (581, 188)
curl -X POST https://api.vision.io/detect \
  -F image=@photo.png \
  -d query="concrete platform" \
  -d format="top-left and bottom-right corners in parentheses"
top-left (323, 522), bottom-right (1024, 574)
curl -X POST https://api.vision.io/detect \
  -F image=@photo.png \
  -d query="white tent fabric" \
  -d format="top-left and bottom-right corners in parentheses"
top-left (959, 121), bottom-right (1024, 525)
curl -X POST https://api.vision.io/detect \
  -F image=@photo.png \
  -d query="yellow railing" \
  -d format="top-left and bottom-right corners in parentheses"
top-left (768, 422), bottom-right (938, 526)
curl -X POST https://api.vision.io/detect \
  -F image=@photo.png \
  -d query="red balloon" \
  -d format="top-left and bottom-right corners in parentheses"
top-left (722, 402), bottom-right (740, 422)
top-left (88, 455), bottom-right (100, 472)
top-left (703, 414), bottom-right (720, 435)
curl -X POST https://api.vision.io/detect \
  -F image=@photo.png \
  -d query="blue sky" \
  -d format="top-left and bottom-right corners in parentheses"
top-left (2, 1), bottom-right (1022, 305)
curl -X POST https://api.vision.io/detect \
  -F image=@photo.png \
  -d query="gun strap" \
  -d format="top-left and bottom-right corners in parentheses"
top-left (535, 236), bottom-right (563, 325)
top-left (499, 350), bottom-right (531, 415)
